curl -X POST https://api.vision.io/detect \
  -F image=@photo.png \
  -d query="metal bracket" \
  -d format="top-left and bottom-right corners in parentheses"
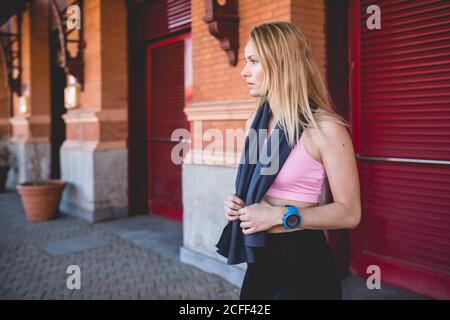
top-left (0, 12), bottom-right (23, 96)
top-left (203, 0), bottom-right (239, 66)
top-left (50, 0), bottom-right (85, 90)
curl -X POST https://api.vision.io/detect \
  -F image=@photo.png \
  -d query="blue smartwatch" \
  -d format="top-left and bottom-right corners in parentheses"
top-left (282, 205), bottom-right (302, 230)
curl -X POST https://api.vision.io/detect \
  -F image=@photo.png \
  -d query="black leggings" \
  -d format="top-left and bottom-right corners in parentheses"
top-left (239, 229), bottom-right (342, 300)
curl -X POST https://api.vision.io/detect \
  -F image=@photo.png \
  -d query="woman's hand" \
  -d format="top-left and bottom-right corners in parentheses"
top-left (238, 199), bottom-right (281, 235)
top-left (224, 194), bottom-right (245, 222)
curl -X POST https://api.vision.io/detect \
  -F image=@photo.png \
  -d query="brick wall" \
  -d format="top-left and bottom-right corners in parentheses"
top-left (79, 0), bottom-right (102, 110)
top-left (64, 0), bottom-right (128, 146)
top-left (9, 0), bottom-right (51, 142)
top-left (192, 0), bottom-right (291, 103)
top-left (29, 0), bottom-right (50, 116)
top-left (187, 0), bottom-right (327, 165)
top-left (79, 0), bottom-right (127, 111)
top-left (291, 0), bottom-right (326, 78)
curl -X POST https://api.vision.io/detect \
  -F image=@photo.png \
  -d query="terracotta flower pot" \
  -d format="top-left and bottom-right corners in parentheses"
top-left (17, 179), bottom-right (67, 222)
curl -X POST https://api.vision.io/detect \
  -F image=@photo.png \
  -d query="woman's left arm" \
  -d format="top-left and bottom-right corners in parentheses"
top-left (238, 120), bottom-right (361, 234)
top-left (288, 120), bottom-right (362, 230)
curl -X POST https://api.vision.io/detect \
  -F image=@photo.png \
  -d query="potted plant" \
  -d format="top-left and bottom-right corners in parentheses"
top-left (0, 139), bottom-right (11, 193)
top-left (16, 137), bottom-right (67, 222)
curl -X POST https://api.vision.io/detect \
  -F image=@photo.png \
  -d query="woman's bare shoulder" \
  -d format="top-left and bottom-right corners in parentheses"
top-left (309, 111), bottom-right (350, 151)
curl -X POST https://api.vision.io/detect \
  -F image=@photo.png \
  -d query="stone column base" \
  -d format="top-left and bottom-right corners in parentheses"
top-left (6, 140), bottom-right (51, 190)
top-left (60, 141), bottom-right (128, 222)
top-left (182, 163), bottom-right (246, 285)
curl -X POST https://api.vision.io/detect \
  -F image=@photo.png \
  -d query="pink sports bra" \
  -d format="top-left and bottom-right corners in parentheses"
top-left (265, 136), bottom-right (326, 203)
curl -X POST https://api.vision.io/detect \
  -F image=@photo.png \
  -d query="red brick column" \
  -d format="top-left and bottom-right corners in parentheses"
top-left (59, 0), bottom-right (128, 222)
top-left (9, 0), bottom-right (51, 144)
top-left (0, 1), bottom-right (53, 187)
top-left (62, 0), bottom-right (128, 151)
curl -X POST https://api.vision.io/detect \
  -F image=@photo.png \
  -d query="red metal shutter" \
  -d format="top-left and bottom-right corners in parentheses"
top-left (350, 0), bottom-right (450, 299)
top-left (146, 35), bottom-right (188, 222)
top-left (137, 0), bottom-right (191, 42)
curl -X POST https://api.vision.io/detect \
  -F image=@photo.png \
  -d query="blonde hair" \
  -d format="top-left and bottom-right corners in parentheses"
top-left (249, 21), bottom-right (347, 146)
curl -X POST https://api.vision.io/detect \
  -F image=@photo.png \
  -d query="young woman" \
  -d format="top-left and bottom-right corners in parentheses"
top-left (223, 21), bottom-right (361, 300)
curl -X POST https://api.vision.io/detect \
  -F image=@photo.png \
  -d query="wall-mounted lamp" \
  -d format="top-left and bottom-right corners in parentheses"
top-left (64, 75), bottom-right (80, 109)
top-left (18, 95), bottom-right (29, 114)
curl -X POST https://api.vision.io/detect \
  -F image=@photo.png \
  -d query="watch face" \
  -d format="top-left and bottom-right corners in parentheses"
top-left (287, 214), bottom-right (300, 228)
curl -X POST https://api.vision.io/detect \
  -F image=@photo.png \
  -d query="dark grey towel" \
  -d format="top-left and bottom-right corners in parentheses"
top-left (216, 100), bottom-right (308, 264)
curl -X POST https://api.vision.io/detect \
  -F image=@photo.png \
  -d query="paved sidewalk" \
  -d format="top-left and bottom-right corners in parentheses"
top-left (0, 191), bottom-right (430, 300)
top-left (0, 191), bottom-right (239, 299)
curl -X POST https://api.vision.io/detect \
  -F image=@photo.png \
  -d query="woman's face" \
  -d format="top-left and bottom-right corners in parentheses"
top-left (240, 41), bottom-right (264, 97)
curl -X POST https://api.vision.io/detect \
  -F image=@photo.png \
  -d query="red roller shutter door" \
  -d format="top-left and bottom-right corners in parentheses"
top-left (136, 0), bottom-right (191, 42)
top-left (141, 0), bottom-right (191, 222)
top-left (349, 0), bottom-right (450, 299)
top-left (146, 35), bottom-right (189, 223)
